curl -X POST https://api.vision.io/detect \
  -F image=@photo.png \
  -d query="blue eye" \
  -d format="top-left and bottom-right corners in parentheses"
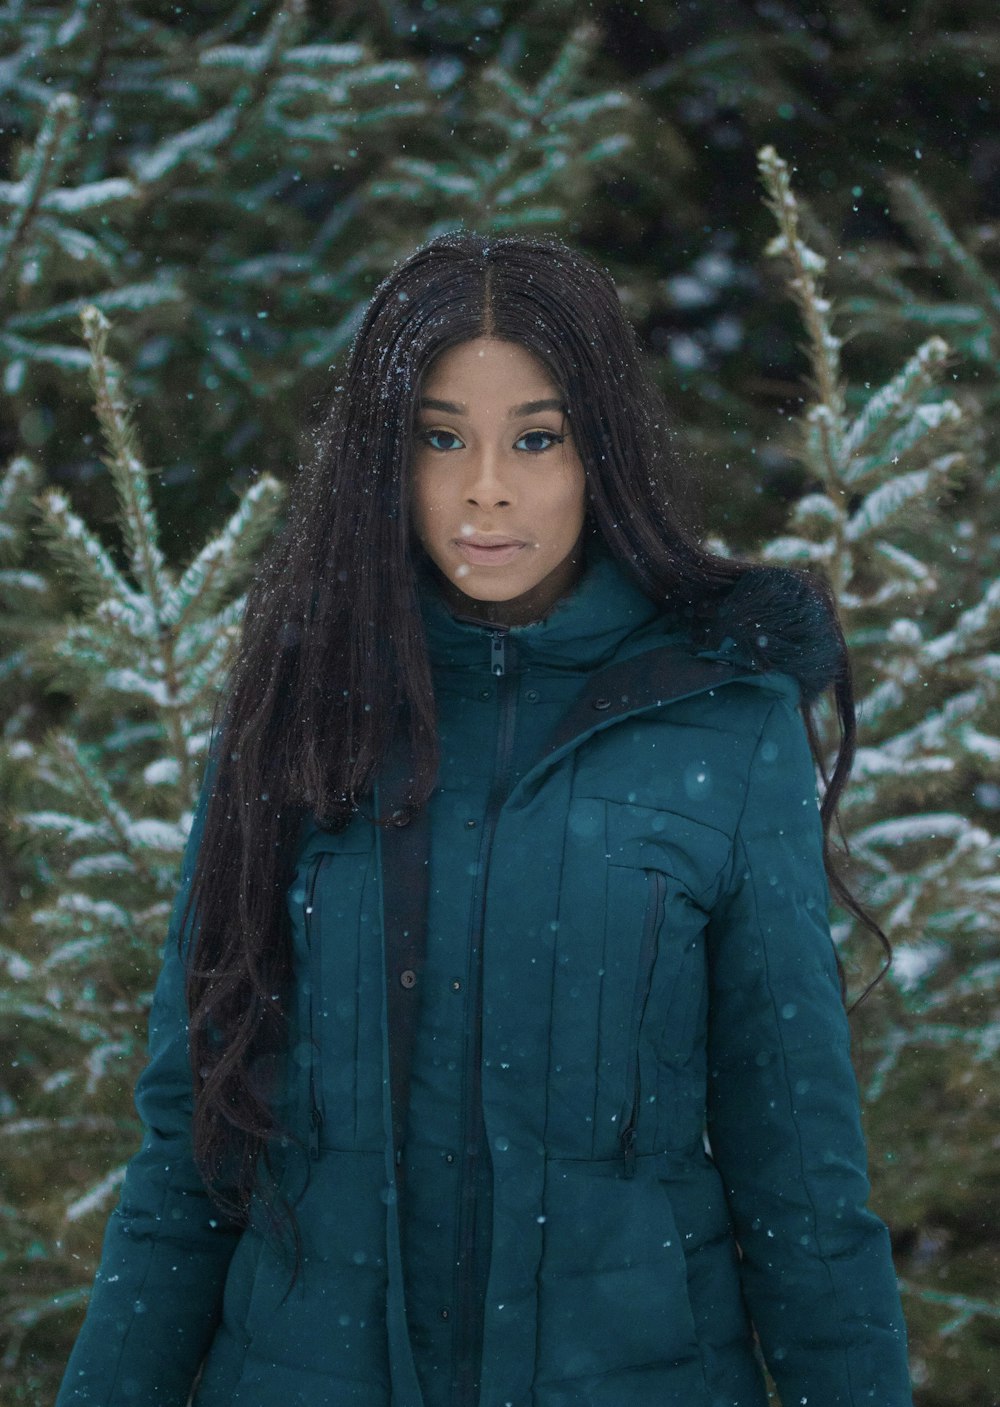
top-left (415, 429), bottom-right (565, 453)
top-left (417, 429), bottom-right (462, 451)
top-left (516, 430), bottom-right (565, 453)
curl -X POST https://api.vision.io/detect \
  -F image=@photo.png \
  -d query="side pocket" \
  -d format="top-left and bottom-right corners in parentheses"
top-left (619, 868), bottom-right (666, 1178)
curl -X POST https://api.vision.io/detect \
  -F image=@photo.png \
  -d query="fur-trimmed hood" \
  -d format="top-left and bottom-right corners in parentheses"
top-left (692, 564), bottom-right (843, 704)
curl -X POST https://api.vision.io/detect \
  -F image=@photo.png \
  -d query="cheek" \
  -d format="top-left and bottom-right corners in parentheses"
top-left (548, 463), bottom-right (587, 532)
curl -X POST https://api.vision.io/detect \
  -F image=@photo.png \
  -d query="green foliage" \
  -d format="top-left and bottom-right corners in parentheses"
top-left (1, 1), bottom-right (999, 1402)
top-left (754, 147), bottom-right (1000, 1404)
top-left (0, 307), bottom-right (282, 1395)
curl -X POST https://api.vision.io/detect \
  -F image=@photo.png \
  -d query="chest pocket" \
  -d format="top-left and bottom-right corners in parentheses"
top-left (286, 821), bottom-right (382, 1155)
top-left (551, 799), bottom-right (729, 1160)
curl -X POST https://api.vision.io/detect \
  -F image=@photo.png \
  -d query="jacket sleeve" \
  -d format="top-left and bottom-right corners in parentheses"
top-left (56, 749), bottom-right (242, 1407)
top-left (704, 692), bottom-right (913, 1406)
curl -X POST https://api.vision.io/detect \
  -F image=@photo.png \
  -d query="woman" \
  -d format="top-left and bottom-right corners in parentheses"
top-left (56, 231), bottom-right (913, 1406)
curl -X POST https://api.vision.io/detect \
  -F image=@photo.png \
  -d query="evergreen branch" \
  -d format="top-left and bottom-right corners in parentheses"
top-left (129, 109), bottom-right (238, 185)
top-left (534, 20), bottom-right (603, 110)
top-left (843, 335), bottom-right (951, 459)
top-left (0, 1117), bottom-right (121, 1142)
top-left (79, 305), bottom-right (170, 612)
top-left (174, 611), bottom-right (243, 689)
top-left (35, 733), bottom-right (160, 887)
top-left (843, 408), bottom-right (963, 492)
top-left (0, 1287), bottom-right (91, 1372)
top-left (546, 92), bottom-right (632, 129)
top-left (0, 456), bottom-right (40, 562)
top-left (5, 276), bottom-right (185, 333)
top-left (758, 145), bottom-right (847, 475)
top-left (64, 1165), bottom-right (127, 1224)
top-left (0, 330), bottom-right (93, 373)
top-left (787, 491), bottom-right (843, 535)
top-left (32, 489), bottom-right (143, 617)
top-left (924, 575), bottom-right (1000, 665)
top-left (845, 458), bottom-right (960, 544)
top-left (0, 91), bottom-right (79, 307)
top-left (857, 687), bottom-right (988, 771)
top-left (199, 0), bottom-right (309, 169)
top-left (34, 212), bottom-right (116, 273)
top-left (887, 174), bottom-right (1000, 335)
top-left (760, 535), bottom-right (836, 564)
top-left (183, 471), bottom-right (275, 578)
top-left (869, 540), bottom-right (936, 586)
top-left (35, 177), bottom-right (135, 215)
top-left (897, 1281), bottom-right (1000, 1337)
top-left (839, 296), bottom-right (988, 337)
top-left (283, 43), bottom-right (366, 67)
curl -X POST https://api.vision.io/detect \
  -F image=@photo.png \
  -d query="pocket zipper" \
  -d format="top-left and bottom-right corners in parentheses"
top-left (303, 854), bottom-right (325, 1159)
top-left (620, 869), bottom-right (665, 1178)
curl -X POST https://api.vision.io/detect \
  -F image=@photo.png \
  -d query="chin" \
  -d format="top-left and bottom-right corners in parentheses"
top-left (456, 581), bottom-right (533, 602)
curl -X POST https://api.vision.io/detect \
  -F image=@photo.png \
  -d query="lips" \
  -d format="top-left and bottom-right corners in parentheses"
top-left (453, 535), bottom-right (528, 567)
top-left (458, 534), bottom-right (527, 548)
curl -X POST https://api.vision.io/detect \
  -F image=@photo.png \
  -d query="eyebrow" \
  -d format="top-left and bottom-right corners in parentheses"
top-left (417, 397), bottom-right (566, 418)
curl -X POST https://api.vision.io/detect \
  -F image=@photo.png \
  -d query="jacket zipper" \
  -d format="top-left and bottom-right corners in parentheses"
top-left (302, 853), bottom-right (326, 1160)
top-left (619, 868), bottom-right (665, 1179)
top-left (453, 626), bottom-right (516, 1407)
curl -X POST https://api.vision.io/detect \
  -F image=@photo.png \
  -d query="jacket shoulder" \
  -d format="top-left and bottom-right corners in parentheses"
top-left (687, 564), bottom-right (842, 705)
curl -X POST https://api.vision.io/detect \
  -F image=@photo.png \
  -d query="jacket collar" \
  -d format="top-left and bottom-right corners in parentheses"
top-left (417, 535), bottom-right (671, 675)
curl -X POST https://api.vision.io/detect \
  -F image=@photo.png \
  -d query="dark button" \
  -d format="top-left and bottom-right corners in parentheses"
top-left (479, 688), bottom-right (491, 700)
top-left (525, 689), bottom-right (540, 703)
top-left (451, 978), bottom-right (461, 991)
top-left (399, 969), bottom-right (417, 988)
top-left (592, 696), bottom-right (612, 710)
top-left (444, 1151), bottom-right (455, 1164)
top-left (465, 818), bottom-right (477, 829)
top-left (440, 1307), bottom-right (450, 1320)
top-left (390, 808), bottom-right (410, 826)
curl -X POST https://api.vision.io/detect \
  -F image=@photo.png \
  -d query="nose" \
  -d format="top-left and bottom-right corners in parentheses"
top-left (464, 453), bottom-right (513, 510)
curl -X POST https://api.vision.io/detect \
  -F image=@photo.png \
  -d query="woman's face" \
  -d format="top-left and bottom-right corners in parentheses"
top-left (410, 336), bottom-right (588, 626)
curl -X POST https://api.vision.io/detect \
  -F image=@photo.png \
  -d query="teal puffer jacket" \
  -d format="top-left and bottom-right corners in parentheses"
top-left (56, 545), bottom-right (912, 1407)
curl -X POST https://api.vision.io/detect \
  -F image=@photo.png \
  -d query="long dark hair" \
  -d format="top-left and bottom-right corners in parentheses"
top-left (177, 229), bottom-right (888, 1256)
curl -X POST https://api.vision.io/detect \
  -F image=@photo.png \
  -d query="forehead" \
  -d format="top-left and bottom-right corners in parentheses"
top-left (421, 336), bottom-right (556, 391)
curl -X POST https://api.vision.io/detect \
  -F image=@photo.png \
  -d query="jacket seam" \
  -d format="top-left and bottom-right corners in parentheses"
top-left (532, 745), bottom-right (575, 1397)
top-left (102, 1158), bottom-right (182, 1401)
top-left (701, 696), bottom-right (782, 910)
top-left (735, 698), bottom-right (858, 1402)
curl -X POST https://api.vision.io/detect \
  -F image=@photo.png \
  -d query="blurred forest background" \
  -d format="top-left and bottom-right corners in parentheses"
top-left (1, 1), bottom-right (998, 1403)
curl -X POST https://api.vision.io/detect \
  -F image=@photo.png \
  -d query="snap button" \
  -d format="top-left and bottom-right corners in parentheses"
top-left (479, 688), bottom-right (491, 700)
top-left (444, 1151), bottom-right (455, 1163)
top-left (399, 969), bottom-right (417, 988)
top-left (592, 696), bottom-right (612, 710)
top-left (525, 689), bottom-right (540, 703)
top-left (390, 808), bottom-right (410, 826)
top-left (465, 819), bottom-right (477, 829)
top-left (451, 978), bottom-right (461, 991)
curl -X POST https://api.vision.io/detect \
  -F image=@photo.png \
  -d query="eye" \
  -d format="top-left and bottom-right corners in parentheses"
top-left (415, 429), bottom-right (463, 452)
top-left (515, 429), bottom-right (566, 453)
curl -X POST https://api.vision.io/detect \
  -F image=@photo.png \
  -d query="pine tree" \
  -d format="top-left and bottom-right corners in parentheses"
top-left (0, 307), bottom-right (283, 1394)
top-left (0, 4), bottom-right (641, 538)
top-left (751, 146), bottom-right (1000, 1401)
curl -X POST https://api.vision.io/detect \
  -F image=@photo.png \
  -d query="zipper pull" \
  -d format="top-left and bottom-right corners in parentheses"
top-left (621, 1123), bottom-right (637, 1179)
top-left (309, 1104), bottom-right (323, 1160)
top-left (490, 631), bottom-right (507, 676)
